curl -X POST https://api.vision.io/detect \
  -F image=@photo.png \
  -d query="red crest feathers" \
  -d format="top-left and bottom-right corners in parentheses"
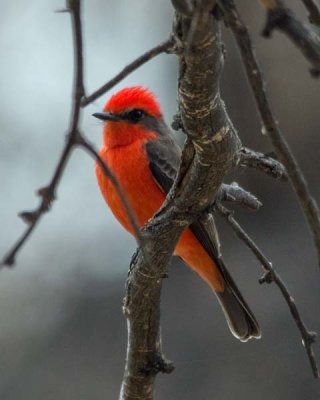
top-left (104, 86), bottom-right (162, 118)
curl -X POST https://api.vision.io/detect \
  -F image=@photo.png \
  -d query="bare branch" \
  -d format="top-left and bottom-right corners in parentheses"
top-left (219, 0), bottom-right (320, 267)
top-left (119, 1), bottom-right (243, 397)
top-left (1, 0), bottom-right (140, 268)
top-left (258, 0), bottom-right (320, 76)
top-left (76, 136), bottom-right (142, 243)
top-left (301, 0), bottom-right (320, 26)
top-left (217, 183), bottom-right (262, 211)
top-left (1, 0), bottom-right (84, 267)
top-left (239, 147), bottom-right (288, 181)
top-left (2, 0), bottom-right (318, 396)
top-left (81, 38), bottom-right (176, 106)
top-left (216, 203), bottom-right (319, 379)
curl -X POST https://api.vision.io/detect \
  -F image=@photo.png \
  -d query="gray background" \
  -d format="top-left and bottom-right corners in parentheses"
top-left (0, 1), bottom-right (320, 399)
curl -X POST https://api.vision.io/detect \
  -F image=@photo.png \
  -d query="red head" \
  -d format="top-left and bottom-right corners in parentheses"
top-left (93, 86), bottom-right (163, 149)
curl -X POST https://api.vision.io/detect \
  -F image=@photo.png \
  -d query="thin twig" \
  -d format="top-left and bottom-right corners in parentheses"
top-left (81, 38), bottom-right (176, 106)
top-left (216, 203), bottom-right (319, 378)
top-left (239, 147), bottom-right (288, 181)
top-left (1, 0), bottom-right (140, 267)
top-left (258, 0), bottom-right (320, 76)
top-left (217, 183), bottom-right (262, 211)
top-left (1, 0), bottom-right (84, 267)
top-left (219, 0), bottom-right (320, 267)
top-left (76, 136), bottom-right (142, 243)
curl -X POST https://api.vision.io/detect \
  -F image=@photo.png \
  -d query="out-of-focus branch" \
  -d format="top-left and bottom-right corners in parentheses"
top-left (1, 0), bottom-right (141, 267)
top-left (258, 0), bottom-right (320, 76)
top-left (217, 203), bottom-right (319, 378)
top-left (219, 0), bottom-right (320, 267)
top-left (239, 147), bottom-right (288, 181)
top-left (171, 0), bottom-right (193, 16)
top-left (301, 0), bottom-right (320, 26)
top-left (1, 0), bottom-right (85, 267)
top-left (119, 0), bottom-right (243, 398)
top-left (81, 38), bottom-right (176, 106)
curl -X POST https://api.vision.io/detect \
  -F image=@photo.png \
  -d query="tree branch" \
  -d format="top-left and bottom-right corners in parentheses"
top-left (239, 147), bottom-right (288, 181)
top-left (81, 38), bottom-right (176, 106)
top-left (2, 1), bottom-right (318, 396)
top-left (0, 0), bottom-right (140, 267)
top-left (258, 0), bottom-right (320, 76)
top-left (76, 136), bottom-right (142, 243)
top-left (119, 1), bottom-right (244, 398)
top-left (216, 203), bottom-right (319, 378)
top-left (217, 182), bottom-right (262, 211)
top-left (1, 0), bottom-right (84, 267)
top-left (219, 0), bottom-right (320, 267)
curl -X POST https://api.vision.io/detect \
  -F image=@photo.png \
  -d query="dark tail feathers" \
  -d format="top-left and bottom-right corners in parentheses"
top-left (216, 259), bottom-right (261, 342)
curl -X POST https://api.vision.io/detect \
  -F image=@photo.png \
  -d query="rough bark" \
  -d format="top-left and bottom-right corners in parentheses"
top-left (119, 2), bottom-right (243, 399)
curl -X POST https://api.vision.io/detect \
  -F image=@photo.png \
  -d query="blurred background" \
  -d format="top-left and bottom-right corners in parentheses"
top-left (0, 0), bottom-right (320, 399)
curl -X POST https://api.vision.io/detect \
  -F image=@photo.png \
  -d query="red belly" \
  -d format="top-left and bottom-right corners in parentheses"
top-left (96, 141), bottom-right (224, 292)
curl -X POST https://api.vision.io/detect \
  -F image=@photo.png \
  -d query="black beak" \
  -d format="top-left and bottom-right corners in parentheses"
top-left (92, 112), bottom-right (121, 121)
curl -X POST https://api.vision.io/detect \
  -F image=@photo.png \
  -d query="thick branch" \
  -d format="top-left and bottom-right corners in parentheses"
top-left (219, 0), bottom-right (320, 267)
top-left (119, 1), bottom-right (243, 398)
top-left (217, 204), bottom-right (319, 378)
top-left (81, 38), bottom-right (176, 106)
top-left (239, 147), bottom-right (288, 181)
top-left (258, 0), bottom-right (320, 76)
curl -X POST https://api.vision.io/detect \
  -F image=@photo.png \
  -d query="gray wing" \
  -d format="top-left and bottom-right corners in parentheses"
top-left (145, 134), bottom-right (261, 341)
top-left (144, 135), bottom-right (221, 260)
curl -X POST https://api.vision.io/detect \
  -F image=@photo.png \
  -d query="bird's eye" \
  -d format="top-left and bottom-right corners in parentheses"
top-left (127, 109), bottom-right (145, 122)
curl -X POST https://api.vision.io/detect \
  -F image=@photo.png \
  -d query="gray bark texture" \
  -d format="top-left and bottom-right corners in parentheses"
top-left (119, 2), bottom-right (243, 399)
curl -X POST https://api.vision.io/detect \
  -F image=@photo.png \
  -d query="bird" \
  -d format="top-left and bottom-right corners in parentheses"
top-left (93, 86), bottom-right (261, 342)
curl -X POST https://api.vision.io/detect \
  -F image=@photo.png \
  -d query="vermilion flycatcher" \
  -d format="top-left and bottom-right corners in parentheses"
top-left (93, 86), bottom-right (261, 342)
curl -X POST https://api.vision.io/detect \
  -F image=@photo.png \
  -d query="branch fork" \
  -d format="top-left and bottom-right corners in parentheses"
top-left (1, 1), bottom-right (320, 398)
